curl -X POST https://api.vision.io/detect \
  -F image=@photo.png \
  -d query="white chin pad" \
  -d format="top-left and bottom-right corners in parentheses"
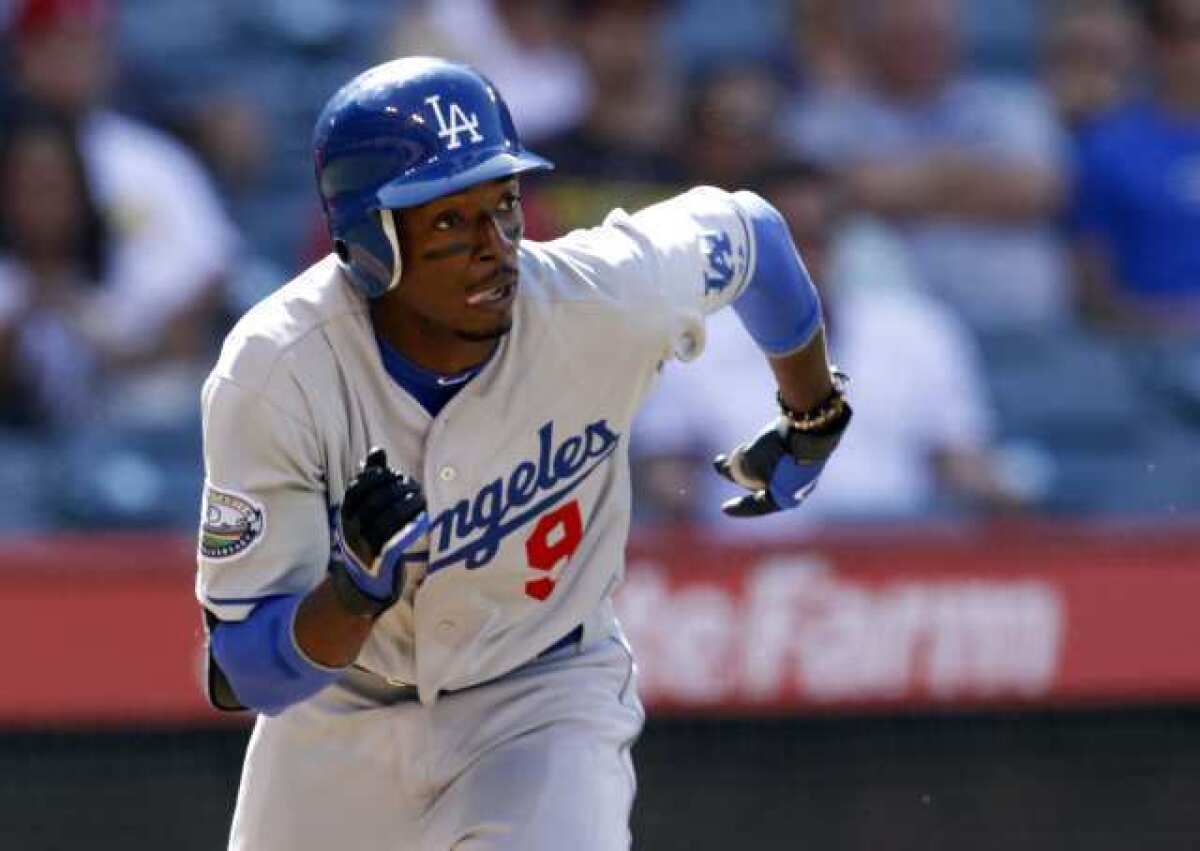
top-left (380, 208), bottom-right (403, 292)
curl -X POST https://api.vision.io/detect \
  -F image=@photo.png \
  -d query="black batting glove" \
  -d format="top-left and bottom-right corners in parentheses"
top-left (330, 448), bottom-right (429, 618)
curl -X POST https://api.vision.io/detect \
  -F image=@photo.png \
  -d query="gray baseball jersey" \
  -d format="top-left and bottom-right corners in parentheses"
top-left (197, 186), bottom-right (753, 703)
top-left (199, 187), bottom-right (757, 851)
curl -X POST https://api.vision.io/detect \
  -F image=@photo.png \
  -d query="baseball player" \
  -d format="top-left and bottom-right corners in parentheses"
top-left (196, 57), bottom-right (851, 851)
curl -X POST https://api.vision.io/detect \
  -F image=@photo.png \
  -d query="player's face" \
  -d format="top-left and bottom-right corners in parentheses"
top-left (379, 177), bottom-right (523, 371)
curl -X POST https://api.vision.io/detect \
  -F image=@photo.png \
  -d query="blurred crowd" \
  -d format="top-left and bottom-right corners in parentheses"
top-left (0, 0), bottom-right (1198, 534)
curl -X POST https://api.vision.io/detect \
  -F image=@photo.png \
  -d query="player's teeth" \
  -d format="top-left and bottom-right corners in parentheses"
top-left (470, 284), bottom-right (508, 305)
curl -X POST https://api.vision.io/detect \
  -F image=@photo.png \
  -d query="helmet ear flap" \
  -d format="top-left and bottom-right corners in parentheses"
top-left (331, 214), bottom-right (399, 299)
top-left (378, 208), bottom-right (404, 293)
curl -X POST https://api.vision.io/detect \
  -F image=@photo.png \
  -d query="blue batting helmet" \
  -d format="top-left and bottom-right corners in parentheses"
top-left (313, 57), bottom-right (553, 298)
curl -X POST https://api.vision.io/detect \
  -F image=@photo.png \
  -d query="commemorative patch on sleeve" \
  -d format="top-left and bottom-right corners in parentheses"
top-left (200, 485), bottom-right (265, 559)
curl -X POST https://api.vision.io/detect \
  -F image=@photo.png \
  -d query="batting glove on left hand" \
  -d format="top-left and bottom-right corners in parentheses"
top-left (330, 447), bottom-right (429, 618)
top-left (714, 406), bottom-right (851, 518)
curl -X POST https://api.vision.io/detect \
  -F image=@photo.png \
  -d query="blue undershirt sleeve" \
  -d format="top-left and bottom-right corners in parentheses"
top-left (729, 190), bottom-right (823, 356)
top-left (209, 593), bottom-right (344, 715)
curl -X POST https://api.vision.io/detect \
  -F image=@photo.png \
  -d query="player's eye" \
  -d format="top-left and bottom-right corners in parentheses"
top-left (496, 192), bottom-right (521, 213)
top-left (432, 211), bottom-right (462, 232)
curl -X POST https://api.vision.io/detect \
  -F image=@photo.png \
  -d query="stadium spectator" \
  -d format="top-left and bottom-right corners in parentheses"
top-left (1042, 0), bottom-right (1142, 135)
top-left (529, 0), bottom-right (684, 236)
top-left (0, 109), bottom-right (109, 427)
top-left (1070, 0), bottom-right (1200, 332)
top-left (790, 0), bottom-right (865, 91)
top-left (781, 0), bottom-right (1072, 330)
top-left (633, 158), bottom-right (1025, 533)
top-left (389, 0), bottom-right (589, 144)
top-left (682, 62), bottom-right (787, 187)
top-left (6, 0), bottom-right (238, 385)
top-left (665, 0), bottom-right (792, 75)
top-left (115, 0), bottom-right (402, 274)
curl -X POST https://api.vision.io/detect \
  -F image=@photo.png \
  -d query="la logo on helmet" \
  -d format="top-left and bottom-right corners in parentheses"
top-left (425, 95), bottom-right (484, 150)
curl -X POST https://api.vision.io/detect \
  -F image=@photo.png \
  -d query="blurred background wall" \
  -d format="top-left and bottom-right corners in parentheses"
top-left (0, 0), bottom-right (1198, 848)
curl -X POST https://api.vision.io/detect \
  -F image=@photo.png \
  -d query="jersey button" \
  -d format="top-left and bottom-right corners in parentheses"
top-left (439, 466), bottom-right (456, 482)
top-left (437, 619), bottom-right (457, 634)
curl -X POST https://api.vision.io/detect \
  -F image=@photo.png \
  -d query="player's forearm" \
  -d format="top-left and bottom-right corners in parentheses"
top-left (294, 578), bottom-right (376, 668)
top-left (208, 572), bottom-right (380, 716)
top-left (210, 592), bottom-right (349, 715)
top-left (769, 326), bottom-right (835, 413)
top-left (208, 527), bottom-right (410, 714)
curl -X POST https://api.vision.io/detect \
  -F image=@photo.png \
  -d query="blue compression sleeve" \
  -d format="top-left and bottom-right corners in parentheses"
top-left (729, 190), bottom-right (823, 355)
top-left (210, 594), bottom-right (343, 715)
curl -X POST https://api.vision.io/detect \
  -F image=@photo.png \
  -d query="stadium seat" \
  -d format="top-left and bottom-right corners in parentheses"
top-left (1041, 440), bottom-right (1200, 515)
top-left (0, 432), bottom-right (58, 533)
top-left (1124, 337), bottom-right (1200, 429)
top-left (978, 325), bottom-right (1147, 448)
top-left (48, 422), bottom-right (205, 530)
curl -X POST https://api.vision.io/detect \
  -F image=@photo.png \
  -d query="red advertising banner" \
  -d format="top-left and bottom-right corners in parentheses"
top-left (0, 534), bottom-right (218, 726)
top-left (620, 524), bottom-right (1200, 714)
top-left (0, 523), bottom-right (1197, 725)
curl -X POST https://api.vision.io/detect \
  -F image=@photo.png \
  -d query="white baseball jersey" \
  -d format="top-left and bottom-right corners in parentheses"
top-left (196, 186), bottom-right (754, 704)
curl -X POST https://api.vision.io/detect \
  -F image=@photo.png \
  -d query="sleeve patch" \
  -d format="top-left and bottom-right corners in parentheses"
top-left (200, 485), bottom-right (266, 560)
top-left (700, 229), bottom-right (748, 298)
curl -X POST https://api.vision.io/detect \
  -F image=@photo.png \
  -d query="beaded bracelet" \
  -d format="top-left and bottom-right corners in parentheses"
top-left (777, 370), bottom-right (850, 433)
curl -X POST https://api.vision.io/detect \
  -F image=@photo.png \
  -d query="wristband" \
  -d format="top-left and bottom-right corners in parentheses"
top-left (777, 370), bottom-right (850, 433)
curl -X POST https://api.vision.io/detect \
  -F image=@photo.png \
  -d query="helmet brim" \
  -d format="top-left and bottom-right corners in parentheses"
top-left (375, 150), bottom-right (553, 211)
